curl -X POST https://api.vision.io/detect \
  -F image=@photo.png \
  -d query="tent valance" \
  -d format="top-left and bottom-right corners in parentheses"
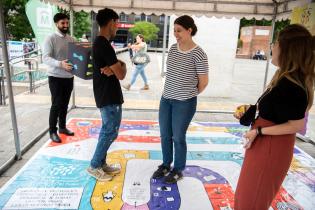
top-left (41, 0), bottom-right (310, 20)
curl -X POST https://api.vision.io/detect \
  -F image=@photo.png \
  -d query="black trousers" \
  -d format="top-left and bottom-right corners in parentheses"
top-left (48, 76), bottom-right (73, 134)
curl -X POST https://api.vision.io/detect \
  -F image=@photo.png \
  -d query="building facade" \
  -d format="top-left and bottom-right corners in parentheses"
top-left (114, 13), bottom-right (170, 48)
top-left (237, 26), bottom-right (271, 59)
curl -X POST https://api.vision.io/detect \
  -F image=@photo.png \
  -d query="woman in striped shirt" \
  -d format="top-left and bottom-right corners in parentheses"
top-left (151, 15), bottom-right (209, 184)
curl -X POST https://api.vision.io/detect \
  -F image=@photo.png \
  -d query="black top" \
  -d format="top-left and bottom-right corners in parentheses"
top-left (93, 36), bottom-right (123, 108)
top-left (258, 77), bottom-right (307, 124)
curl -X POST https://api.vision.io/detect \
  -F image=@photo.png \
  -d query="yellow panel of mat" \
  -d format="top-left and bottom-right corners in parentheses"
top-left (91, 150), bottom-right (149, 210)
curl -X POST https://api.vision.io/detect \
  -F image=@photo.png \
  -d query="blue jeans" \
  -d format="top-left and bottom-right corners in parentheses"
top-left (90, 104), bottom-right (122, 168)
top-left (130, 64), bottom-right (148, 85)
top-left (159, 96), bottom-right (197, 171)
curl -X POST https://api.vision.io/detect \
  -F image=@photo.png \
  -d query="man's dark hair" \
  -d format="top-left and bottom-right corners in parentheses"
top-left (96, 8), bottom-right (119, 27)
top-left (53, 13), bottom-right (69, 23)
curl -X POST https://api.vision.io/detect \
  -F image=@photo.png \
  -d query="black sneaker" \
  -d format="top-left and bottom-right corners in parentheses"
top-left (50, 132), bottom-right (61, 143)
top-left (151, 164), bottom-right (170, 179)
top-left (164, 170), bottom-right (183, 184)
top-left (59, 128), bottom-right (74, 136)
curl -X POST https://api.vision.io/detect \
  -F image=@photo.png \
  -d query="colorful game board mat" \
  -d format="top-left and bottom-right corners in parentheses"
top-left (0, 118), bottom-right (314, 210)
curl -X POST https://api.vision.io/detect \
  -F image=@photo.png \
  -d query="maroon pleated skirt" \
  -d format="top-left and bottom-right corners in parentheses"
top-left (234, 117), bottom-right (295, 210)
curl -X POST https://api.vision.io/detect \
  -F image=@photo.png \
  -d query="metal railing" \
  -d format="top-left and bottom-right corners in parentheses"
top-left (0, 46), bottom-right (126, 104)
top-left (0, 49), bottom-right (42, 105)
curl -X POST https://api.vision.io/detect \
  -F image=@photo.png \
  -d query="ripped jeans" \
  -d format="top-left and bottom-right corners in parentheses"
top-left (90, 104), bottom-right (122, 168)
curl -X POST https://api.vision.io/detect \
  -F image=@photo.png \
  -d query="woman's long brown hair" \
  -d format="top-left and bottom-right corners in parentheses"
top-left (268, 24), bottom-right (315, 110)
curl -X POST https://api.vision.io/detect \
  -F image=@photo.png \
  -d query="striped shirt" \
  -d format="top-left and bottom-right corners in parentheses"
top-left (163, 44), bottom-right (209, 100)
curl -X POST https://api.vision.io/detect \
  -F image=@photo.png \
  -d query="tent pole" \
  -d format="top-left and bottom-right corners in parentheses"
top-left (161, 15), bottom-right (168, 77)
top-left (91, 11), bottom-right (98, 43)
top-left (0, 2), bottom-right (21, 160)
top-left (69, 1), bottom-right (76, 109)
top-left (263, 1), bottom-right (278, 90)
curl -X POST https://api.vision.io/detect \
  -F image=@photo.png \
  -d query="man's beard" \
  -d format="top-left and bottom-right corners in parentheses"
top-left (58, 27), bottom-right (69, 34)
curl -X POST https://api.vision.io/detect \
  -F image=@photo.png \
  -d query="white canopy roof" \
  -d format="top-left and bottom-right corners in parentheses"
top-left (42, 0), bottom-right (310, 20)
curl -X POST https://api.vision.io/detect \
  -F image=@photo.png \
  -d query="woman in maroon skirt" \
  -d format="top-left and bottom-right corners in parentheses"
top-left (233, 24), bottom-right (315, 210)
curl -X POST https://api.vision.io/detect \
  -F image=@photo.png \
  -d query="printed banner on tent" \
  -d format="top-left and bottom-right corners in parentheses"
top-left (25, 0), bottom-right (58, 49)
top-left (291, 3), bottom-right (315, 35)
top-left (291, 2), bottom-right (315, 138)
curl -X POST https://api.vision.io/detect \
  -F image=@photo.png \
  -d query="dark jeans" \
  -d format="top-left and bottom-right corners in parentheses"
top-left (48, 76), bottom-right (73, 134)
top-left (159, 96), bottom-right (197, 171)
top-left (90, 104), bottom-right (122, 168)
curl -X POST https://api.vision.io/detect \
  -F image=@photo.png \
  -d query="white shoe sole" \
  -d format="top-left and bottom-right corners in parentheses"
top-left (105, 170), bottom-right (121, 175)
top-left (86, 169), bottom-right (112, 181)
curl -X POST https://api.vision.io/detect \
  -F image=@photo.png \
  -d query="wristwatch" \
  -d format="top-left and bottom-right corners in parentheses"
top-left (256, 126), bottom-right (263, 136)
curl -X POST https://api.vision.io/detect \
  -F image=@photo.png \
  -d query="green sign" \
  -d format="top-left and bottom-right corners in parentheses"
top-left (26, 0), bottom-right (58, 48)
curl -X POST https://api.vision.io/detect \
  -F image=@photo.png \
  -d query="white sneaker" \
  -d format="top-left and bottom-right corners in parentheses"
top-left (102, 163), bottom-right (121, 175)
top-left (86, 167), bottom-right (112, 181)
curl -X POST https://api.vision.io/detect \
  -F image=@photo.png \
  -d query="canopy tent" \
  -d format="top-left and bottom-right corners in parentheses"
top-left (42, 0), bottom-right (308, 20)
top-left (0, 0), bottom-right (311, 164)
top-left (40, 0), bottom-right (310, 89)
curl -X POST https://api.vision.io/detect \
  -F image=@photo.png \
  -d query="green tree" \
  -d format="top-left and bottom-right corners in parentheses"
top-left (237, 39), bottom-right (243, 48)
top-left (240, 18), bottom-right (272, 28)
top-left (2, 0), bottom-right (34, 41)
top-left (129, 21), bottom-right (160, 42)
top-left (73, 11), bottom-right (91, 39)
top-left (58, 9), bottom-right (91, 40)
top-left (274, 19), bottom-right (290, 41)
